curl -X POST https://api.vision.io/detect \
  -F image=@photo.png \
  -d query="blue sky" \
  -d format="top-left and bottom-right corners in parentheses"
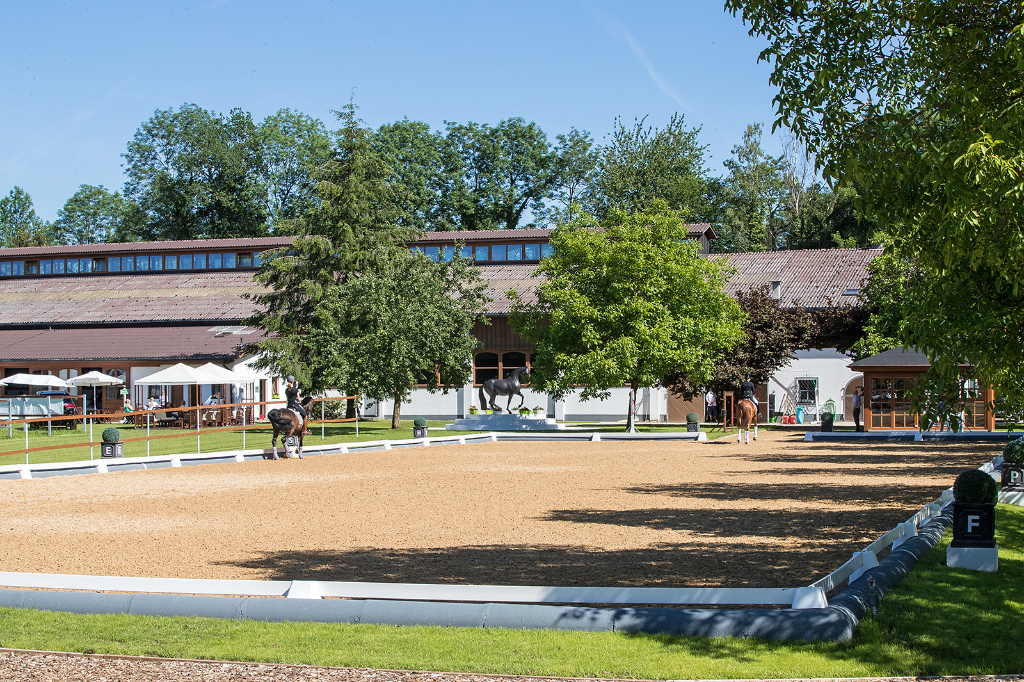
top-left (1, 0), bottom-right (780, 222)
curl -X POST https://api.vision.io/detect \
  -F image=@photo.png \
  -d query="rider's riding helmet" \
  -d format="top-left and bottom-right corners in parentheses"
top-left (287, 375), bottom-right (296, 384)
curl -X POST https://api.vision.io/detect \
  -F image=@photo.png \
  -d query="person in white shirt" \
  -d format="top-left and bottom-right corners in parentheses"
top-left (852, 388), bottom-right (862, 431)
top-left (705, 390), bottom-right (718, 422)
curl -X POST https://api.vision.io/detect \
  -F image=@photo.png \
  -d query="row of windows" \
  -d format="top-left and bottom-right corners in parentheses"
top-left (412, 243), bottom-right (554, 263)
top-left (0, 252), bottom-right (257, 277)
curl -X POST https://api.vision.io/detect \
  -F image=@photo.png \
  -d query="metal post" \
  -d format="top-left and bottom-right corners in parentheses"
top-left (89, 417), bottom-right (94, 460)
top-left (321, 400), bottom-right (325, 441)
top-left (355, 398), bottom-right (359, 437)
top-left (24, 421), bottom-right (28, 465)
top-left (242, 403), bottom-right (246, 451)
top-left (197, 405), bottom-right (201, 455)
top-left (47, 397), bottom-right (52, 436)
top-left (146, 412), bottom-right (150, 457)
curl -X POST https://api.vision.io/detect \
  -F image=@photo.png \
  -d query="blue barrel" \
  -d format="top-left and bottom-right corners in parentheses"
top-left (796, 406), bottom-right (804, 424)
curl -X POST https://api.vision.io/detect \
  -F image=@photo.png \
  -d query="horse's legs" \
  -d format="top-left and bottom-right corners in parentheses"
top-left (514, 391), bottom-right (525, 411)
top-left (271, 428), bottom-right (280, 460)
top-left (753, 422), bottom-right (758, 441)
top-left (297, 430), bottom-right (304, 459)
top-left (737, 422), bottom-right (742, 443)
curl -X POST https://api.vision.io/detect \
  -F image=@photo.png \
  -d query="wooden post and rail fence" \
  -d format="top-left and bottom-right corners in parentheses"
top-left (0, 396), bottom-right (359, 465)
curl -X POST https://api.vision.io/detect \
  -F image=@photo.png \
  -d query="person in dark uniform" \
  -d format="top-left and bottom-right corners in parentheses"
top-left (285, 376), bottom-right (310, 434)
top-left (740, 375), bottom-right (758, 410)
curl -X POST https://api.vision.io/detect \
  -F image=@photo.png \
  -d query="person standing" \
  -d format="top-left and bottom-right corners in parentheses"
top-left (852, 388), bottom-right (862, 431)
top-left (705, 389), bottom-right (718, 422)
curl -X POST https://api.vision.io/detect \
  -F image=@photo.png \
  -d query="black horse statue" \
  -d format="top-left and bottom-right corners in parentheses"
top-left (479, 366), bottom-right (529, 413)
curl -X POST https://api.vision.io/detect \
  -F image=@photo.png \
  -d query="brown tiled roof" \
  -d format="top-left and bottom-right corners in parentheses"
top-left (0, 325), bottom-right (261, 362)
top-left (478, 264), bottom-right (541, 314)
top-left (0, 236), bottom-right (294, 258)
top-left (0, 271), bottom-right (266, 325)
top-left (483, 247), bottom-right (880, 314)
top-left (720, 248), bottom-right (880, 309)
top-left (415, 224), bottom-right (717, 243)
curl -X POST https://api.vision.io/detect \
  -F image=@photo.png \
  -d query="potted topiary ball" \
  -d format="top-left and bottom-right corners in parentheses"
top-left (820, 409), bottom-right (835, 432)
top-left (686, 412), bottom-right (700, 433)
top-left (100, 426), bottom-right (123, 458)
top-left (947, 468), bottom-right (999, 572)
top-left (412, 417), bottom-right (428, 439)
top-left (1001, 438), bottom-right (1024, 491)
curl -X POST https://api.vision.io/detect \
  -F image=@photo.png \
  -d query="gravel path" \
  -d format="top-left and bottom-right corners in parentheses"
top-left (0, 650), bottom-right (1020, 682)
top-left (0, 430), bottom-right (999, 588)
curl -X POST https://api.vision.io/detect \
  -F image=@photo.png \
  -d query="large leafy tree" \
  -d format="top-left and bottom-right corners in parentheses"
top-left (726, 0), bottom-right (1024, 409)
top-left (0, 187), bottom-right (52, 247)
top-left (374, 119), bottom-right (450, 232)
top-left (260, 109), bottom-right (332, 231)
top-left (590, 114), bottom-right (715, 223)
top-left (715, 123), bottom-right (787, 252)
top-left (123, 104), bottom-right (269, 241)
top-left (53, 184), bottom-right (137, 244)
top-left (440, 118), bottom-right (563, 230)
top-left (308, 249), bottom-right (488, 428)
top-left (247, 104), bottom-right (417, 392)
top-left (667, 286), bottom-right (810, 399)
top-left (509, 203), bottom-right (744, 431)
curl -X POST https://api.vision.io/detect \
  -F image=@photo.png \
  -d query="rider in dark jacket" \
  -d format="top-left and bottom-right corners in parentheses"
top-left (285, 376), bottom-right (310, 434)
top-left (740, 375), bottom-right (759, 409)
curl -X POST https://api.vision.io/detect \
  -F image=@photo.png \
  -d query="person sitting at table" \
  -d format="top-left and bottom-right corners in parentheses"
top-left (123, 399), bottom-right (134, 424)
top-left (147, 397), bottom-right (160, 411)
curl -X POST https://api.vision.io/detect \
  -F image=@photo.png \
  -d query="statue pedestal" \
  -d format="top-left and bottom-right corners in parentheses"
top-left (445, 413), bottom-right (565, 431)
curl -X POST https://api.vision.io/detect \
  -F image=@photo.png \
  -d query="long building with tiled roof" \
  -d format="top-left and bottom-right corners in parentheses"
top-left (0, 228), bottom-right (877, 421)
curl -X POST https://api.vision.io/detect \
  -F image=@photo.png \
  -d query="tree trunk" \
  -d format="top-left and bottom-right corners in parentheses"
top-left (391, 388), bottom-right (402, 429)
top-left (626, 381), bottom-right (638, 433)
top-left (346, 397), bottom-right (356, 420)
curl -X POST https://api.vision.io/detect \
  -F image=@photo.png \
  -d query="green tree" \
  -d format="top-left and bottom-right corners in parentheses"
top-left (123, 104), bottom-right (269, 241)
top-left (247, 103), bottom-right (417, 392)
top-left (590, 114), bottom-right (714, 222)
top-left (509, 203), bottom-right (744, 431)
top-left (667, 286), bottom-right (810, 399)
top-left (308, 249), bottom-right (488, 429)
top-left (726, 0), bottom-right (1024, 408)
top-left (714, 123), bottom-right (786, 252)
top-left (260, 109), bottom-right (332, 231)
top-left (536, 128), bottom-right (600, 226)
top-left (54, 184), bottom-right (136, 244)
top-left (0, 187), bottom-right (52, 247)
top-left (440, 118), bottom-right (563, 230)
top-left (374, 119), bottom-right (450, 232)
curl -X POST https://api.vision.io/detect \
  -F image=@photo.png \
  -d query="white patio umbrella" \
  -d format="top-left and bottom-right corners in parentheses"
top-left (0, 373), bottom-right (68, 389)
top-left (134, 363), bottom-right (223, 410)
top-left (68, 371), bottom-right (124, 413)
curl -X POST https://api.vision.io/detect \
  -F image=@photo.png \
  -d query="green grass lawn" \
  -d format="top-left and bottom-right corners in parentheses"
top-left (0, 506), bottom-right (1021, 677)
top-left (0, 419), bottom-right (723, 467)
top-left (0, 420), bottom-right (482, 466)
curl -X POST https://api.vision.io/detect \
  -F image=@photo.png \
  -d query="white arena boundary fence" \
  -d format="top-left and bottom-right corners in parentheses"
top-left (0, 435), bottom-right (1011, 640)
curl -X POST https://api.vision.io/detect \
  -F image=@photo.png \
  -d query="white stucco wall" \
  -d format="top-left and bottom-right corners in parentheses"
top-left (770, 348), bottom-right (860, 421)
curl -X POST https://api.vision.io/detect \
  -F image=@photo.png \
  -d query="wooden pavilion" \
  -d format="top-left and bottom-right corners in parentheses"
top-left (848, 348), bottom-right (994, 431)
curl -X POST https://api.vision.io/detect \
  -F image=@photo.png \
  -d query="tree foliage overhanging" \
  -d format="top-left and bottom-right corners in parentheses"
top-left (726, 0), bottom-right (1024, 411)
top-left (509, 203), bottom-right (745, 430)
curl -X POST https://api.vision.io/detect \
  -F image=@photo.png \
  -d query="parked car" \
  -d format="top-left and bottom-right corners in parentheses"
top-left (36, 390), bottom-right (79, 416)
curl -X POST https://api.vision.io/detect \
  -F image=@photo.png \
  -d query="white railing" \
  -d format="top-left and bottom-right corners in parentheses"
top-left (0, 571), bottom-right (827, 608)
top-left (810, 461), bottom-right (1002, 594)
top-left (0, 432), bottom-right (501, 479)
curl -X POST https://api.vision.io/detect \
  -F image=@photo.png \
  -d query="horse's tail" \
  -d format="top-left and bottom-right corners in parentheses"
top-left (478, 385), bottom-right (487, 409)
top-left (267, 409), bottom-right (294, 431)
